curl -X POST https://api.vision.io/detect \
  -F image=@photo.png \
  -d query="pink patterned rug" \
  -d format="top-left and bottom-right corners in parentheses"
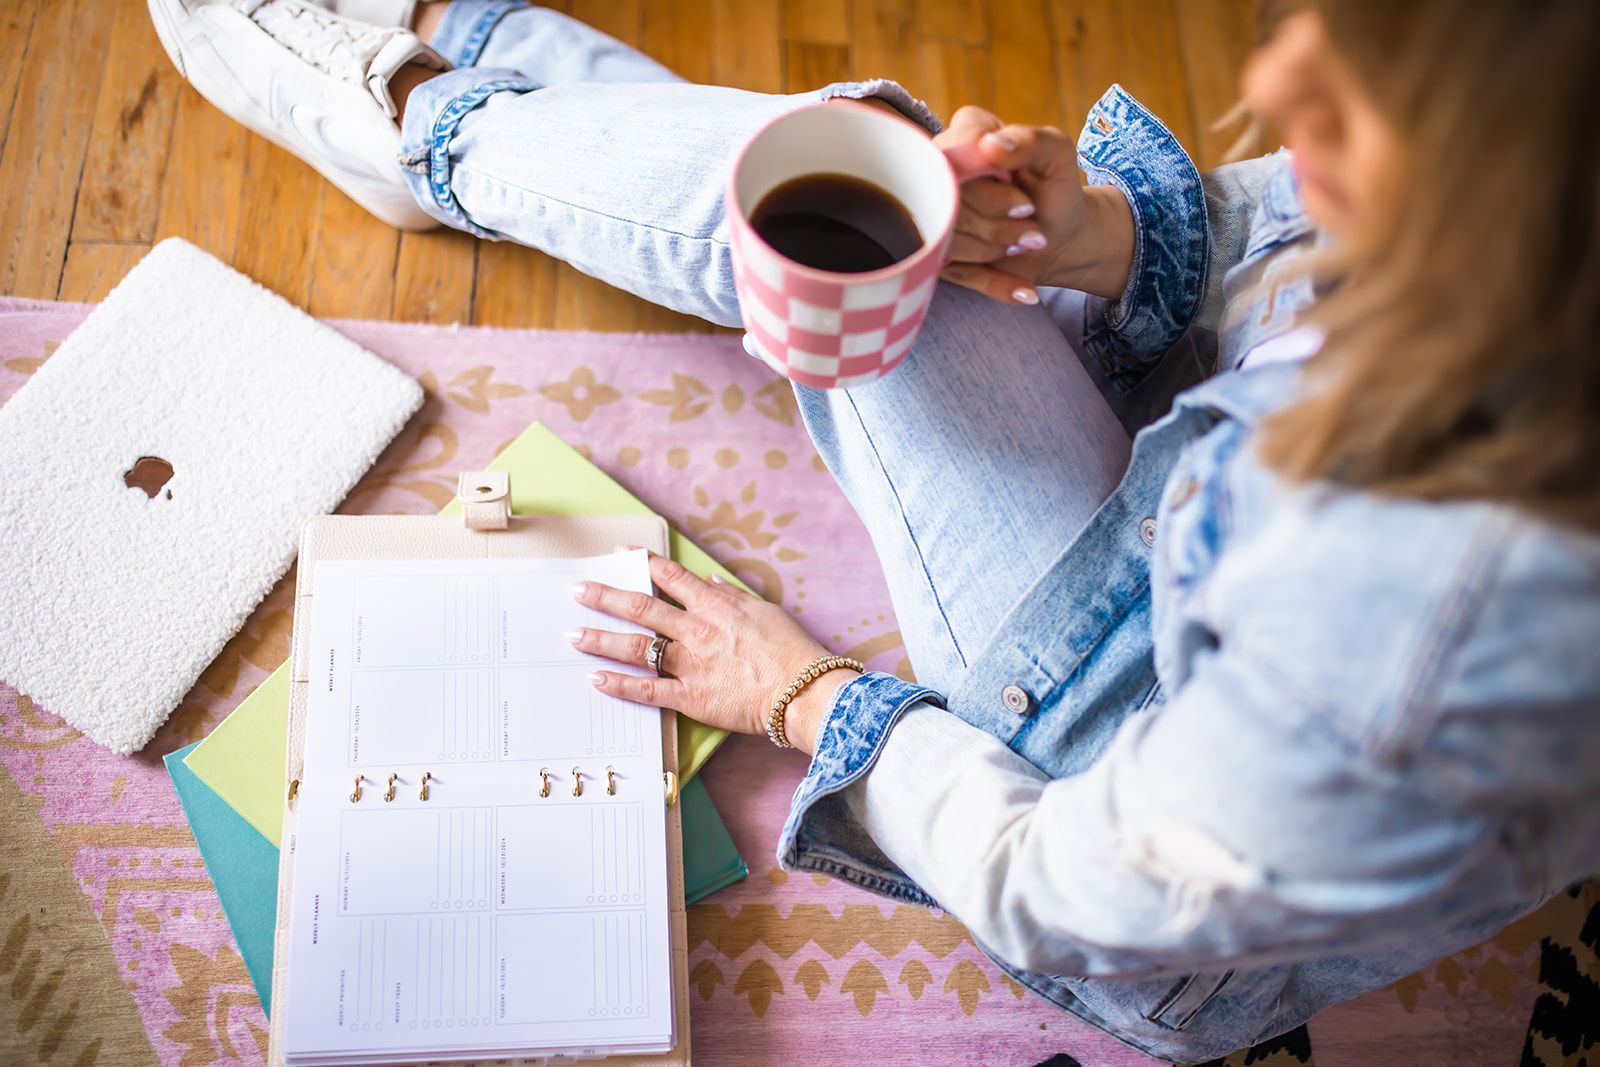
top-left (0, 296), bottom-right (1566, 1067)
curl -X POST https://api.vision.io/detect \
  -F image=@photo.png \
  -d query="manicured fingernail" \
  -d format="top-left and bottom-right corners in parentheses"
top-left (1012, 287), bottom-right (1040, 305)
top-left (570, 582), bottom-right (588, 598)
top-left (1005, 244), bottom-right (1026, 257)
top-left (1018, 231), bottom-right (1047, 251)
top-left (1007, 203), bottom-right (1036, 219)
top-left (587, 671), bottom-right (605, 685)
top-left (982, 131), bottom-right (1017, 151)
top-left (566, 629), bottom-right (584, 643)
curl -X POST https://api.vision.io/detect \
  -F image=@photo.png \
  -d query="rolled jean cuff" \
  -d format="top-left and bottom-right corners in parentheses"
top-left (428, 0), bottom-right (528, 67)
top-left (398, 67), bottom-right (539, 238)
top-left (817, 78), bottom-right (944, 136)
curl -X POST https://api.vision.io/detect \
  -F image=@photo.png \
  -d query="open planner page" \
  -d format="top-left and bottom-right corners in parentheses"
top-left (281, 552), bottom-right (674, 1066)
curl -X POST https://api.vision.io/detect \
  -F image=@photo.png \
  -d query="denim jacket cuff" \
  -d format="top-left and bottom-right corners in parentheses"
top-left (775, 672), bottom-right (944, 900)
top-left (1076, 84), bottom-right (1209, 395)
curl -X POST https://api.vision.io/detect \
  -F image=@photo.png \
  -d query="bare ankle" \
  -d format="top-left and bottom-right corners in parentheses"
top-left (390, 61), bottom-right (439, 124)
top-left (411, 1), bottom-right (449, 44)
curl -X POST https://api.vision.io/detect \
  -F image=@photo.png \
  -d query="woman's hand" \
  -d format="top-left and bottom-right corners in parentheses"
top-left (935, 105), bottom-right (1136, 305)
top-left (569, 551), bottom-right (849, 752)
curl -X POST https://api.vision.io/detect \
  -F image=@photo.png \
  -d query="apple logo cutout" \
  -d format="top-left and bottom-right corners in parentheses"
top-left (124, 455), bottom-right (174, 500)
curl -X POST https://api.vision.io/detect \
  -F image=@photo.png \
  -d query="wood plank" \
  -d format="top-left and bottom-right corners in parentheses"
top-left (153, 86), bottom-right (250, 267)
top-left (1172, 0), bottom-right (1258, 169)
top-left (850, 0), bottom-right (921, 97)
top-left (473, 241), bottom-right (559, 328)
top-left (0, 0), bottom-right (39, 156)
top-left (229, 137), bottom-right (323, 307)
top-left (783, 41), bottom-right (851, 93)
top-left (1048, 0), bottom-right (1198, 155)
top-left (392, 228), bottom-right (477, 324)
top-left (72, 0), bottom-right (181, 244)
top-left (0, 0), bottom-right (113, 298)
top-left (308, 186), bottom-right (399, 319)
top-left (709, 0), bottom-right (783, 92)
top-left (988, 0), bottom-right (1066, 129)
top-left (641, 0), bottom-right (712, 81)
top-left (916, 0), bottom-right (987, 45)
top-left (553, 264), bottom-right (716, 333)
top-left (568, 0), bottom-right (642, 49)
top-left (57, 240), bottom-right (148, 302)
top-left (785, 0), bottom-right (850, 46)
top-left (914, 38), bottom-right (993, 120)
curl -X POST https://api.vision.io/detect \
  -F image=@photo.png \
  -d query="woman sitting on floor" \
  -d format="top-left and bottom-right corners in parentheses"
top-left (149, 0), bottom-right (1600, 1059)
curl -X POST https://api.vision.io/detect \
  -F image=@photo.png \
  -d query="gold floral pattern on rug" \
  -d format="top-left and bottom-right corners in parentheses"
top-left (419, 366), bottom-right (525, 415)
top-left (639, 373), bottom-right (714, 422)
top-left (538, 365), bottom-right (621, 422)
top-left (161, 944), bottom-right (266, 1067)
top-left (2, 340), bottom-right (57, 377)
top-left (0, 695), bottom-right (82, 752)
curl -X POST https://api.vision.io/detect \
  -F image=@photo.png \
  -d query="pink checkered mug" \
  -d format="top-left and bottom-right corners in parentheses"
top-left (727, 101), bottom-right (1004, 389)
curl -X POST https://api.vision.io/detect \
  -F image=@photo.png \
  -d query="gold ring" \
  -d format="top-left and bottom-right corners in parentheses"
top-left (645, 635), bottom-right (671, 674)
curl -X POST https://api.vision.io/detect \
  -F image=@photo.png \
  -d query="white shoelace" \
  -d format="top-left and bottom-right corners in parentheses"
top-left (250, 0), bottom-right (394, 85)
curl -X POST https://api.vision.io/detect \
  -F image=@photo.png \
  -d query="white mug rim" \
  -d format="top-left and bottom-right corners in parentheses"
top-left (726, 100), bottom-right (960, 286)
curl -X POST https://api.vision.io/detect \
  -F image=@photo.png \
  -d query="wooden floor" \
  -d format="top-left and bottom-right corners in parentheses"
top-left (0, 0), bottom-right (1255, 329)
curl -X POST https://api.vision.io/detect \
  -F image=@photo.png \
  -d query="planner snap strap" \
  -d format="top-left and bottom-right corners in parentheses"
top-left (458, 470), bottom-right (511, 530)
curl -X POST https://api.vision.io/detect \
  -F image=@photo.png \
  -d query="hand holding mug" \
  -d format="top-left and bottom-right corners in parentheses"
top-left (935, 105), bottom-right (1137, 306)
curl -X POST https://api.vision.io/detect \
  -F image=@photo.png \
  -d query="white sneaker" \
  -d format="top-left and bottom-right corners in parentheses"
top-left (148, 0), bottom-right (450, 231)
top-left (317, 0), bottom-right (419, 27)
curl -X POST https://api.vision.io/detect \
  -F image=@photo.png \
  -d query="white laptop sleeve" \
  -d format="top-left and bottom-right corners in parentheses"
top-left (0, 238), bottom-right (423, 753)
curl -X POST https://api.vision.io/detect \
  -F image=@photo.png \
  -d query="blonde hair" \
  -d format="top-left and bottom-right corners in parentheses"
top-left (1253, 0), bottom-right (1600, 530)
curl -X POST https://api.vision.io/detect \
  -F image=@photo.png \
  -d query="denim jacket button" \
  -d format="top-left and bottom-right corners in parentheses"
top-left (1139, 516), bottom-right (1158, 546)
top-left (1001, 684), bottom-right (1032, 715)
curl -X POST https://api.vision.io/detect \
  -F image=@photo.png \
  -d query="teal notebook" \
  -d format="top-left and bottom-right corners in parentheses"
top-left (164, 742), bottom-right (279, 1011)
top-left (165, 744), bottom-right (745, 1017)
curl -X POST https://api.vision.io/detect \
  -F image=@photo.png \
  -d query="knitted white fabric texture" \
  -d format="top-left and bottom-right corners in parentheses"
top-left (0, 238), bottom-right (423, 753)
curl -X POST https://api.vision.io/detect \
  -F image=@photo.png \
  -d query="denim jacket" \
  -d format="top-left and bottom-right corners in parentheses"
top-left (776, 86), bottom-right (1600, 1061)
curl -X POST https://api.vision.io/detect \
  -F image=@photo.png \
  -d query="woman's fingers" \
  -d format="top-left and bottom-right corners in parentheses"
top-left (642, 550), bottom-right (713, 608)
top-left (961, 177), bottom-right (1035, 220)
top-left (976, 123), bottom-right (1079, 182)
top-left (568, 626), bottom-right (671, 670)
top-left (942, 104), bottom-right (1005, 142)
top-left (573, 580), bottom-right (686, 636)
top-left (587, 669), bottom-right (685, 709)
top-left (951, 216), bottom-right (1048, 261)
top-left (940, 261), bottom-right (1040, 306)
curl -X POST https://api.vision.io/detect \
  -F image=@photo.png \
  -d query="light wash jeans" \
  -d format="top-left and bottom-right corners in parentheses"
top-left (399, 0), bottom-right (1132, 696)
top-left (389, 6), bottom-right (1600, 1062)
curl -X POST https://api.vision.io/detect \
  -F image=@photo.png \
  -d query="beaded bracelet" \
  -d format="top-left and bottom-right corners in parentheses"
top-left (766, 654), bottom-right (865, 749)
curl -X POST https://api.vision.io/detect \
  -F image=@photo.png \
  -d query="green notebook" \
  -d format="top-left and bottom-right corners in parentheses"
top-left (185, 420), bottom-right (746, 846)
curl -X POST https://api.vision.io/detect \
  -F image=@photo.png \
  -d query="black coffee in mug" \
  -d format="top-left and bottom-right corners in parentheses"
top-left (749, 173), bottom-right (923, 273)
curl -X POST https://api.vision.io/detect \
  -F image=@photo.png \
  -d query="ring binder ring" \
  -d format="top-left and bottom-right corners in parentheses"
top-left (350, 776), bottom-right (362, 803)
top-left (572, 766), bottom-right (583, 797)
top-left (539, 767), bottom-right (552, 798)
top-left (419, 771), bottom-right (432, 801)
top-left (385, 773), bottom-right (398, 802)
top-left (606, 766), bottom-right (618, 795)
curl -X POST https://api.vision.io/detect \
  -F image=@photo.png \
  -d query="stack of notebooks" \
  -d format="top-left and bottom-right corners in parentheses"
top-left (166, 422), bottom-right (748, 1032)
